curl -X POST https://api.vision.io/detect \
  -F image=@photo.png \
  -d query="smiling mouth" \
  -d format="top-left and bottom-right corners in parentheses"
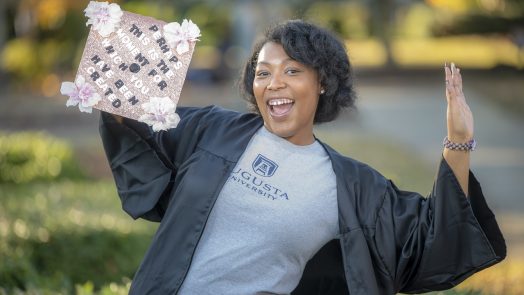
top-left (268, 98), bottom-right (294, 118)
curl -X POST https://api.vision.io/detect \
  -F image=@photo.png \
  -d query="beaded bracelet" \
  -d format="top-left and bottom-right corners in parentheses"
top-left (443, 136), bottom-right (476, 151)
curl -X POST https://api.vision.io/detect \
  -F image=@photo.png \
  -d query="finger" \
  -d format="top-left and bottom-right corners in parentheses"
top-left (451, 62), bottom-right (459, 87)
top-left (444, 63), bottom-right (453, 100)
top-left (449, 62), bottom-right (464, 101)
top-left (455, 67), bottom-right (463, 93)
top-left (451, 63), bottom-right (460, 95)
top-left (452, 66), bottom-right (468, 106)
top-left (445, 63), bottom-right (452, 86)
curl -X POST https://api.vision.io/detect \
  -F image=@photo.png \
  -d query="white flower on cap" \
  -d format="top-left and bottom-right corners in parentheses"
top-left (60, 75), bottom-right (102, 113)
top-left (139, 97), bottom-right (180, 131)
top-left (163, 19), bottom-right (201, 55)
top-left (84, 1), bottom-right (123, 37)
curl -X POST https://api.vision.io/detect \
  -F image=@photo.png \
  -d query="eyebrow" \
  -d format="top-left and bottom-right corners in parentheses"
top-left (256, 57), bottom-right (295, 66)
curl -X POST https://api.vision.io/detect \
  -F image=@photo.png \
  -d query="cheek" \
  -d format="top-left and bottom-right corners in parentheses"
top-left (252, 81), bottom-right (265, 107)
top-left (253, 78), bottom-right (265, 92)
top-left (252, 80), bottom-right (260, 97)
top-left (302, 92), bottom-right (320, 118)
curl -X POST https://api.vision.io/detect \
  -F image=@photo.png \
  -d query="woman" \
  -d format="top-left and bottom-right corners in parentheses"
top-left (100, 20), bottom-right (505, 294)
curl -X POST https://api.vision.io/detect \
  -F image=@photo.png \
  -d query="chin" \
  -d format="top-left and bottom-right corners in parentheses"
top-left (267, 125), bottom-right (291, 138)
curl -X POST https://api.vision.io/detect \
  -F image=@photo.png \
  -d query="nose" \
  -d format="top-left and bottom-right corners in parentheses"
top-left (267, 73), bottom-right (286, 90)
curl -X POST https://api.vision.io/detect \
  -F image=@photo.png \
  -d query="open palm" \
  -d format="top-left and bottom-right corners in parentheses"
top-left (445, 63), bottom-right (474, 143)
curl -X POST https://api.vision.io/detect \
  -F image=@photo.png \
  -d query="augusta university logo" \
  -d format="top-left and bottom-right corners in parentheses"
top-left (252, 154), bottom-right (278, 177)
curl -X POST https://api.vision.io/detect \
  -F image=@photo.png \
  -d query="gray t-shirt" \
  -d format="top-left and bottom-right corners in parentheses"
top-left (179, 126), bottom-right (339, 295)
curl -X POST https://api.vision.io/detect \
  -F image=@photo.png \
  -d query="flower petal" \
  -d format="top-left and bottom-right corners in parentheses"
top-left (78, 104), bottom-right (93, 113)
top-left (66, 97), bottom-right (79, 107)
top-left (168, 112), bottom-right (181, 128)
top-left (75, 75), bottom-right (86, 86)
top-left (60, 82), bottom-right (76, 96)
top-left (163, 22), bottom-right (182, 47)
top-left (164, 22), bottom-right (182, 33)
top-left (152, 122), bottom-right (165, 132)
top-left (108, 3), bottom-right (123, 16)
top-left (138, 114), bottom-right (154, 126)
top-left (186, 20), bottom-right (201, 41)
top-left (83, 92), bottom-right (101, 107)
top-left (176, 41), bottom-right (190, 55)
top-left (97, 24), bottom-right (115, 37)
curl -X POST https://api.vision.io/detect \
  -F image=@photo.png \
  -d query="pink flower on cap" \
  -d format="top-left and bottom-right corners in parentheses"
top-left (60, 75), bottom-right (102, 113)
top-left (84, 1), bottom-right (123, 37)
top-left (163, 19), bottom-right (201, 55)
top-left (139, 97), bottom-right (180, 131)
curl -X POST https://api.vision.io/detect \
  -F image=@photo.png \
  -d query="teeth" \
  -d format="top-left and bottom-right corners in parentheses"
top-left (268, 98), bottom-right (293, 106)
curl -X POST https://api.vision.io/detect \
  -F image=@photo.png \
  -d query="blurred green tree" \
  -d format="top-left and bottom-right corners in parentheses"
top-left (429, 0), bottom-right (524, 67)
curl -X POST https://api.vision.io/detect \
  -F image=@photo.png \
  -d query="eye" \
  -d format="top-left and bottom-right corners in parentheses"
top-left (285, 68), bottom-right (301, 75)
top-left (256, 70), bottom-right (269, 77)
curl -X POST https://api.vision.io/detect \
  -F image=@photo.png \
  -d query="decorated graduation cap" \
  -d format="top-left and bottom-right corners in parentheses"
top-left (60, 1), bottom-right (200, 131)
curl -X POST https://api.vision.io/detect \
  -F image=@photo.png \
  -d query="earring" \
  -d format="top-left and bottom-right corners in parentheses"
top-left (320, 89), bottom-right (325, 95)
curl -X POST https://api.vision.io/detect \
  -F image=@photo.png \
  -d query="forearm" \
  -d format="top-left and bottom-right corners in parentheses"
top-left (442, 149), bottom-right (470, 196)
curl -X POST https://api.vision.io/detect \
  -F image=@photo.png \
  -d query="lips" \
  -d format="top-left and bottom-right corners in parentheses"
top-left (268, 98), bottom-right (294, 118)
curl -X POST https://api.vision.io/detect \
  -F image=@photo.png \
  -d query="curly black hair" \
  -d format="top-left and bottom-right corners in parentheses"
top-left (239, 19), bottom-right (356, 123)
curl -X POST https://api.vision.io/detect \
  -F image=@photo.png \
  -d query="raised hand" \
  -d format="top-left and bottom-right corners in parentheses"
top-left (445, 62), bottom-right (474, 143)
top-left (443, 62), bottom-right (473, 195)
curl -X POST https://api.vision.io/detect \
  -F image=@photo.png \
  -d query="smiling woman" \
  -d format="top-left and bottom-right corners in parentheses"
top-left (99, 19), bottom-right (505, 295)
top-left (241, 20), bottom-right (356, 124)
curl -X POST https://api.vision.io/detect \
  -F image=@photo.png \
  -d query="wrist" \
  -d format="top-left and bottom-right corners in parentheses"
top-left (443, 136), bottom-right (476, 151)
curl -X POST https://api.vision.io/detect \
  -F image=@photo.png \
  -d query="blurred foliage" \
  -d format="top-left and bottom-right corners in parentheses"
top-left (1, 38), bottom-right (75, 80)
top-left (0, 132), bottom-right (85, 183)
top-left (0, 178), bottom-right (156, 293)
top-left (120, 1), bottom-right (178, 22)
top-left (391, 36), bottom-right (519, 68)
top-left (185, 3), bottom-right (231, 47)
top-left (454, 260), bottom-right (524, 295)
top-left (1, 38), bottom-right (38, 80)
top-left (432, 13), bottom-right (524, 40)
top-left (0, 0), bottom-right (86, 87)
top-left (75, 279), bottom-right (131, 295)
top-left (428, 0), bottom-right (524, 39)
top-left (396, 3), bottom-right (437, 38)
top-left (0, 278), bottom-right (131, 295)
top-left (305, 2), bottom-right (370, 39)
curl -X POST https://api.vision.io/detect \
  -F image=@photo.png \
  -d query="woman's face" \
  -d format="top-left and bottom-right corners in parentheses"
top-left (253, 42), bottom-right (321, 146)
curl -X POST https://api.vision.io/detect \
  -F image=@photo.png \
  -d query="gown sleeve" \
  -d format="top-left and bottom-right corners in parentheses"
top-left (374, 158), bottom-right (506, 293)
top-left (98, 106), bottom-right (214, 221)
